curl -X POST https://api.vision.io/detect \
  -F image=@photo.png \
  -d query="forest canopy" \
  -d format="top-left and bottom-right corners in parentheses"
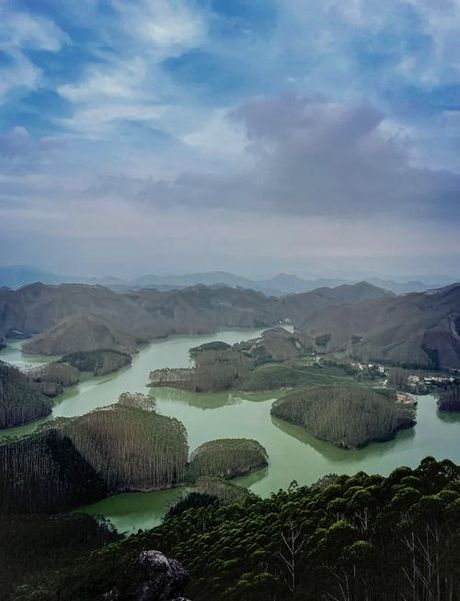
top-left (271, 385), bottom-right (416, 448)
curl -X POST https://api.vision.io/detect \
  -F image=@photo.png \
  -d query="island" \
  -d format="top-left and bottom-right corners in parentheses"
top-left (0, 392), bottom-right (269, 514)
top-left (189, 438), bottom-right (268, 480)
top-left (271, 385), bottom-right (416, 448)
top-left (60, 349), bottom-right (132, 376)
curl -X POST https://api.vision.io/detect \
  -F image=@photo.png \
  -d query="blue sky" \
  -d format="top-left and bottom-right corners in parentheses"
top-left (0, 0), bottom-right (459, 278)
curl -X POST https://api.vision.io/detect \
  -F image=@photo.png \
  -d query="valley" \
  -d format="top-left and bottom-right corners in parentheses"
top-left (2, 325), bottom-right (460, 534)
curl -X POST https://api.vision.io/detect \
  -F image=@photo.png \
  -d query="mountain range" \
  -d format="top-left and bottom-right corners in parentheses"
top-left (1, 279), bottom-right (459, 370)
top-left (301, 284), bottom-right (460, 370)
top-left (0, 281), bottom-right (392, 354)
top-left (0, 265), bottom-right (449, 295)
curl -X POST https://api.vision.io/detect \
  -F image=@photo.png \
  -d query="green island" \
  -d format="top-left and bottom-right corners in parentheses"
top-left (271, 385), bottom-right (416, 448)
top-left (59, 348), bottom-right (132, 376)
top-left (189, 439), bottom-right (268, 480)
top-left (0, 392), bottom-right (269, 515)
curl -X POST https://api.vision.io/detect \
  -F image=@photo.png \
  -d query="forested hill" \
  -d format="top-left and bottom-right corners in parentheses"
top-left (0, 281), bottom-right (391, 353)
top-left (299, 283), bottom-right (460, 370)
top-left (1, 282), bottom-right (458, 366)
top-left (12, 458), bottom-right (460, 601)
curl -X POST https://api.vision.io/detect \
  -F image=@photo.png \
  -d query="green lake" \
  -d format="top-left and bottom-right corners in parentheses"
top-left (1, 329), bottom-right (460, 534)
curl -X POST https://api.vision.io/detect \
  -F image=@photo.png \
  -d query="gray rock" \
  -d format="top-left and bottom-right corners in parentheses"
top-left (116, 550), bottom-right (190, 601)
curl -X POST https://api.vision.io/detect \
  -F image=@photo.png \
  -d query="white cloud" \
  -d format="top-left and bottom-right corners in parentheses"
top-left (0, 6), bottom-right (68, 103)
top-left (0, 50), bottom-right (41, 101)
top-left (110, 0), bottom-right (207, 56)
top-left (1, 10), bottom-right (69, 51)
top-left (61, 103), bottom-right (166, 136)
top-left (182, 109), bottom-right (248, 160)
top-left (56, 0), bottom-right (209, 136)
top-left (58, 57), bottom-right (148, 103)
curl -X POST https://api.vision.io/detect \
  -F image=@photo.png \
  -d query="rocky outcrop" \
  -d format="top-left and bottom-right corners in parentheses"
top-left (103, 550), bottom-right (190, 601)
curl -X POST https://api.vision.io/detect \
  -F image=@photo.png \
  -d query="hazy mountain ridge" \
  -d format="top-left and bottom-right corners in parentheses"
top-left (0, 281), bottom-right (391, 354)
top-left (1, 281), bottom-right (458, 367)
top-left (0, 265), bottom-right (447, 295)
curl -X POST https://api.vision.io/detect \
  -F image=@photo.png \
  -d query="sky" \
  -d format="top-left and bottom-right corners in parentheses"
top-left (0, 0), bottom-right (459, 279)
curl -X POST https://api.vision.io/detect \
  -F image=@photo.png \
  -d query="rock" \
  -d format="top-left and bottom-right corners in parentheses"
top-left (103, 550), bottom-right (190, 601)
top-left (133, 550), bottom-right (189, 601)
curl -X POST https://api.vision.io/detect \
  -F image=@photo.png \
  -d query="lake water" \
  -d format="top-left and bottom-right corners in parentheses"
top-left (1, 329), bottom-right (459, 534)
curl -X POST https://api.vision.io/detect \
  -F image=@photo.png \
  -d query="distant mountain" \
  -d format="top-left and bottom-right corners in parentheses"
top-left (22, 313), bottom-right (142, 356)
top-left (366, 278), bottom-right (431, 294)
top-left (300, 283), bottom-right (460, 370)
top-left (0, 266), bottom-right (62, 288)
top-left (273, 281), bottom-right (395, 325)
top-left (1, 265), bottom-right (448, 296)
top-left (0, 281), bottom-right (392, 354)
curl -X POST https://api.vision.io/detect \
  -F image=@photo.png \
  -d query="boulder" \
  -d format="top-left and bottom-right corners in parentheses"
top-left (103, 550), bottom-right (190, 601)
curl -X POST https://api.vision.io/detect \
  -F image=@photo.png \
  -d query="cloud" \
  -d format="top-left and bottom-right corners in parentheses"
top-left (0, 7), bottom-right (69, 103)
top-left (0, 126), bottom-right (63, 172)
top-left (58, 57), bottom-right (147, 103)
top-left (119, 94), bottom-right (459, 221)
top-left (54, 0), bottom-right (209, 136)
top-left (0, 0), bottom-right (459, 277)
top-left (111, 0), bottom-right (207, 54)
top-left (1, 10), bottom-right (69, 51)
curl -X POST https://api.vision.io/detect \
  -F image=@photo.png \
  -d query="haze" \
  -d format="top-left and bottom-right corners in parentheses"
top-left (1, 0), bottom-right (460, 279)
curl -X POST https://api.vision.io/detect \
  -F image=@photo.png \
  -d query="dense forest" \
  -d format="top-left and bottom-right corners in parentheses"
top-left (193, 476), bottom-right (252, 504)
top-left (438, 384), bottom-right (460, 412)
top-left (189, 439), bottom-right (268, 481)
top-left (0, 428), bottom-right (108, 513)
top-left (0, 513), bottom-right (117, 600)
top-left (0, 360), bottom-right (53, 428)
top-left (60, 349), bottom-right (132, 376)
top-left (0, 393), bottom-right (188, 512)
top-left (271, 385), bottom-right (416, 448)
top-left (0, 390), bottom-right (272, 515)
top-left (63, 400), bottom-right (188, 491)
top-left (27, 361), bottom-right (80, 397)
top-left (8, 458), bottom-right (459, 601)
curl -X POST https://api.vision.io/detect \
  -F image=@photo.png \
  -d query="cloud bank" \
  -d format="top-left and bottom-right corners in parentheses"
top-left (0, 0), bottom-right (459, 277)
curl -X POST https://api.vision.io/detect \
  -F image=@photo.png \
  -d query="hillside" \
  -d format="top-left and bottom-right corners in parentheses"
top-left (62, 401), bottom-right (188, 492)
top-left (271, 385), bottom-right (415, 448)
top-left (22, 313), bottom-right (142, 355)
top-left (0, 360), bottom-right (53, 428)
top-left (132, 284), bottom-right (275, 333)
top-left (0, 280), bottom-right (423, 356)
top-left (273, 281), bottom-right (395, 327)
top-left (0, 282), bottom-right (154, 345)
top-left (0, 394), bottom-right (188, 512)
top-left (0, 428), bottom-right (108, 513)
top-left (300, 284), bottom-right (460, 369)
top-left (14, 458), bottom-right (460, 601)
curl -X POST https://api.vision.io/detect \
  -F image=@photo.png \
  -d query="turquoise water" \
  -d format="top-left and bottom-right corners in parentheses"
top-left (1, 329), bottom-right (459, 533)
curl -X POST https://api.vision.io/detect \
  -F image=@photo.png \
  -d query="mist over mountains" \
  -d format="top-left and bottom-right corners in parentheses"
top-left (0, 265), bottom-right (452, 296)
